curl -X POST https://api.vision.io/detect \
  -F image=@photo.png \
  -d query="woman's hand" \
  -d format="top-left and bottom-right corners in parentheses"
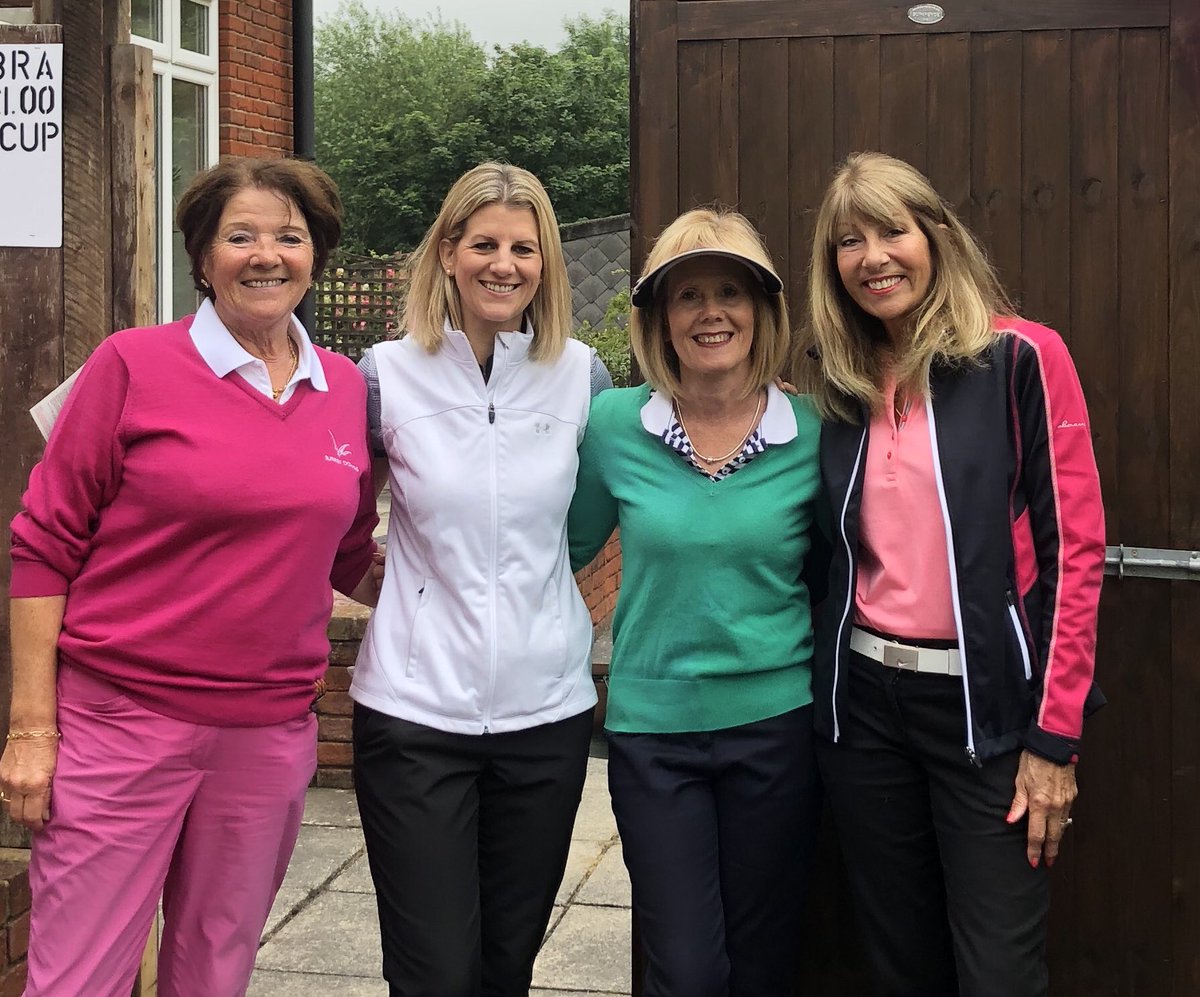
top-left (1006, 749), bottom-right (1077, 869)
top-left (0, 736), bottom-right (58, 832)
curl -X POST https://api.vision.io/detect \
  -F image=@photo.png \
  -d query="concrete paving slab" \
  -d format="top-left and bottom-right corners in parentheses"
top-left (257, 892), bottom-right (383, 977)
top-left (300, 787), bottom-right (362, 827)
top-left (328, 852), bottom-right (375, 894)
top-left (532, 904), bottom-right (632, 994)
top-left (576, 841), bottom-right (631, 908)
top-left (531, 992), bottom-right (628, 997)
top-left (572, 765), bottom-right (617, 842)
top-left (263, 824), bottom-right (365, 935)
top-left (556, 837), bottom-right (607, 905)
top-left (248, 969), bottom-right (388, 996)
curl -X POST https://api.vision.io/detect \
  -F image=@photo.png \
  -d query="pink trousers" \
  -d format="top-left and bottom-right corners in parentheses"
top-left (24, 663), bottom-right (316, 997)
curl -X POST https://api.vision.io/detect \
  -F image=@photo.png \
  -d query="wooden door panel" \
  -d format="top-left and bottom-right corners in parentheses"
top-left (1020, 31), bottom-right (1072, 335)
top-left (678, 40), bottom-right (739, 210)
top-left (1115, 30), bottom-right (1170, 546)
top-left (970, 32), bottom-right (1024, 294)
top-left (785, 37), bottom-right (834, 313)
top-left (879, 34), bottom-right (929, 174)
top-left (633, 3), bottom-right (1192, 992)
top-left (925, 33), bottom-right (972, 215)
top-left (1068, 31), bottom-right (1121, 528)
top-left (738, 38), bottom-right (790, 259)
top-left (832, 35), bottom-right (880, 161)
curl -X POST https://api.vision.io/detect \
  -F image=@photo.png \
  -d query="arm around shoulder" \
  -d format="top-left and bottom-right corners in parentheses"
top-left (568, 394), bottom-right (620, 571)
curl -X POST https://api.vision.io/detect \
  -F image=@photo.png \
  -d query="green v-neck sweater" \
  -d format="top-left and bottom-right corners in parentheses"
top-left (568, 385), bottom-right (822, 734)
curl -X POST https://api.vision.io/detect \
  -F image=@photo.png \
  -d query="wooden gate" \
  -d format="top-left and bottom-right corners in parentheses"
top-left (631, 1), bottom-right (1200, 993)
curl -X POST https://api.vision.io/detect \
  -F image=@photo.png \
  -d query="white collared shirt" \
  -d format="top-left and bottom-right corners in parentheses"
top-left (188, 298), bottom-right (328, 403)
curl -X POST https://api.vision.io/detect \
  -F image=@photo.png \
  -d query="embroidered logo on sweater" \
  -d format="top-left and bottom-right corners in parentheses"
top-left (325, 431), bottom-right (361, 473)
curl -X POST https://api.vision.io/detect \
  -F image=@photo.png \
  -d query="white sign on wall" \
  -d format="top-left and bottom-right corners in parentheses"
top-left (0, 43), bottom-right (63, 248)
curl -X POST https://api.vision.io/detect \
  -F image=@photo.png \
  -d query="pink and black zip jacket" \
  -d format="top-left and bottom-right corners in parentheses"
top-left (813, 317), bottom-right (1106, 765)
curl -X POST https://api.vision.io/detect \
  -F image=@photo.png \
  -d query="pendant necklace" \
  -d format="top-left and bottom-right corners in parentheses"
top-left (271, 337), bottom-right (299, 401)
top-left (675, 390), bottom-right (764, 465)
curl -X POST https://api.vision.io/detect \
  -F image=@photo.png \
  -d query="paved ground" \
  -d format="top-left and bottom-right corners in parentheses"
top-left (248, 754), bottom-right (633, 996)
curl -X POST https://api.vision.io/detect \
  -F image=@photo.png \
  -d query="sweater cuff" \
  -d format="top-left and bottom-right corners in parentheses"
top-left (10, 560), bottom-right (71, 598)
top-left (1023, 723), bottom-right (1079, 766)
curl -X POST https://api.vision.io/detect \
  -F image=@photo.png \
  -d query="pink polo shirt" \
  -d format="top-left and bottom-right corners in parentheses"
top-left (854, 382), bottom-right (958, 641)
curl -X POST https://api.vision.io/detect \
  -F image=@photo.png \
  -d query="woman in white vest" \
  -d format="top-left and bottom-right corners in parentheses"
top-left (350, 162), bottom-right (612, 997)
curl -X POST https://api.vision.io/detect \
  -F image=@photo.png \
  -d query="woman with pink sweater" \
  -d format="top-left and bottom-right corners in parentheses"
top-left (3, 157), bottom-right (379, 996)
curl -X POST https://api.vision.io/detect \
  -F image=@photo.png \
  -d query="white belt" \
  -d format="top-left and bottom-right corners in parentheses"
top-left (850, 627), bottom-right (962, 677)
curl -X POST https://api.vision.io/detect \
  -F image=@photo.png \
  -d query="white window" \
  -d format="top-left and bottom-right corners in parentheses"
top-left (132, 0), bottom-right (218, 321)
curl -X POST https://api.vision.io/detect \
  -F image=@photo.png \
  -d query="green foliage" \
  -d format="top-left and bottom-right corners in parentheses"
top-left (315, 3), bottom-right (629, 255)
top-left (575, 288), bottom-right (632, 387)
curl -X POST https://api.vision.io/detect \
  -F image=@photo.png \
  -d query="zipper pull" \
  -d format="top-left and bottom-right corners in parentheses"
top-left (964, 746), bottom-right (982, 768)
top-left (488, 402), bottom-right (495, 424)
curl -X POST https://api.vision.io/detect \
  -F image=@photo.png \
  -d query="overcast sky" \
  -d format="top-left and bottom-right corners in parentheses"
top-left (311, 0), bottom-right (626, 50)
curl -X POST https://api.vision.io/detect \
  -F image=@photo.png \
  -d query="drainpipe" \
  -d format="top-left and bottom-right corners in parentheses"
top-left (293, 0), bottom-right (316, 332)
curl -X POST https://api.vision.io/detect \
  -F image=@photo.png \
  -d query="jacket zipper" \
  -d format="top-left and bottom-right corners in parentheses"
top-left (924, 400), bottom-right (981, 766)
top-left (484, 387), bottom-right (499, 733)
top-left (1006, 590), bottom-right (1033, 681)
top-left (832, 425), bottom-right (869, 743)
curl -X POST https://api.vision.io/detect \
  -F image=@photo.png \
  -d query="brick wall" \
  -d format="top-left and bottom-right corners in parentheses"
top-left (318, 599), bottom-right (369, 789)
top-left (0, 850), bottom-right (30, 996)
top-left (219, 0), bottom-right (293, 157)
top-left (317, 533), bottom-right (622, 787)
top-left (573, 531), bottom-right (621, 626)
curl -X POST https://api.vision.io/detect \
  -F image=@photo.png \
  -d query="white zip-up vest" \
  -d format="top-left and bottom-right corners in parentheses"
top-left (350, 326), bottom-right (598, 734)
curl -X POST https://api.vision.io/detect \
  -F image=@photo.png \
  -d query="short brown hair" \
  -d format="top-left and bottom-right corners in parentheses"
top-left (176, 157), bottom-right (343, 301)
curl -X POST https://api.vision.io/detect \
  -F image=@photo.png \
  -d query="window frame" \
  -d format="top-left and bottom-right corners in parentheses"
top-left (132, 0), bottom-right (219, 322)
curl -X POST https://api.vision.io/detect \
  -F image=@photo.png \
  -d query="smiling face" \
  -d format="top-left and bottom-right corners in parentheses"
top-left (201, 186), bottom-right (314, 339)
top-left (664, 256), bottom-right (757, 384)
top-left (834, 209), bottom-right (934, 340)
top-left (440, 202), bottom-right (543, 343)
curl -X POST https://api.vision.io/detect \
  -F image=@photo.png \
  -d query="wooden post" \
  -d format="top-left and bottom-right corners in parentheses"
top-left (110, 41), bottom-right (156, 333)
top-left (0, 18), bottom-right (64, 851)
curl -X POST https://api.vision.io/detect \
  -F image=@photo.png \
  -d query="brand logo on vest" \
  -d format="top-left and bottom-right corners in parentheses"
top-left (325, 430), bottom-right (362, 472)
top-left (533, 421), bottom-right (551, 435)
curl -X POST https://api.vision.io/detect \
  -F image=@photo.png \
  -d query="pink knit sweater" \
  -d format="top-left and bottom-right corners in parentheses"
top-left (10, 317), bottom-right (377, 726)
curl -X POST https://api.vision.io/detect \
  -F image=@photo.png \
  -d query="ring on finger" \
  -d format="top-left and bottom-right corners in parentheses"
top-left (1059, 816), bottom-right (1073, 828)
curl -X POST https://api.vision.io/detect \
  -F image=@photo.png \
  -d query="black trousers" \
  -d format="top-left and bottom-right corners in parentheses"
top-left (608, 705), bottom-right (820, 997)
top-left (816, 651), bottom-right (1050, 997)
top-left (352, 703), bottom-right (594, 997)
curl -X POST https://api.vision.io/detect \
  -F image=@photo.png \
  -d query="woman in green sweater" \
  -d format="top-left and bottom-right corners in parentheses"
top-left (569, 207), bottom-right (823, 996)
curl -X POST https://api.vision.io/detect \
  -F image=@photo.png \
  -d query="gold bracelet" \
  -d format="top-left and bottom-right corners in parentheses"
top-left (6, 729), bottom-right (61, 741)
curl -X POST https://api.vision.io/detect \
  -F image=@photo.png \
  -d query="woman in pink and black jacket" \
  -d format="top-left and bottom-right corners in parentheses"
top-left (798, 152), bottom-right (1105, 997)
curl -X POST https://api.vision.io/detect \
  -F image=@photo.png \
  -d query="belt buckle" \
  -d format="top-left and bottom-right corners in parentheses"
top-left (883, 644), bottom-right (919, 671)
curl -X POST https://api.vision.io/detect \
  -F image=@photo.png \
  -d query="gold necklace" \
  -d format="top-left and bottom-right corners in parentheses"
top-left (271, 337), bottom-right (299, 401)
top-left (675, 390), bottom-right (764, 465)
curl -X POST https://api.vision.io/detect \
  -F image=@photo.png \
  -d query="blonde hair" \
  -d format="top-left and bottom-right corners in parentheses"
top-left (631, 206), bottom-right (788, 399)
top-left (798, 152), bottom-right (1012, 422)
top-left (401, 163), bottom-right (572, 361)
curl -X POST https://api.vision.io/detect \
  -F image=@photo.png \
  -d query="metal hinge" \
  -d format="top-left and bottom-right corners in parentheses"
top-left (1104, 545), bottom-right (1200, 581)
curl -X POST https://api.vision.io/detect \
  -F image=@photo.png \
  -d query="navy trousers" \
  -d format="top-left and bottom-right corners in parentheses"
top-left (353, 703), bottom-right (594, 997)
top-left (817, 650), bottom-right (1051, 997)
top-left (608, 705), bottom-right (820, 997)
